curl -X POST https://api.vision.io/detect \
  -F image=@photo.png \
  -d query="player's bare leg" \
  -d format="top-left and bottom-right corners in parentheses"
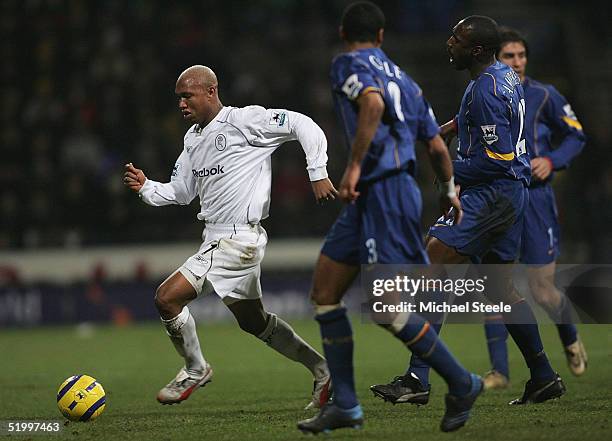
top-left (155, 271), bottom-right (212, 404)
top-left (527, 263), bottom-right (587, 376)
top-left (426, 236), bottom-right (470, 265)
top-left (226, 298), bottom-right (331, 409)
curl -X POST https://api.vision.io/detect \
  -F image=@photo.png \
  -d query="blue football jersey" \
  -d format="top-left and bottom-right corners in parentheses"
top-left (523, 76), bottom-right (586, 181)
top-left (330, 47), bottom-right (440, 184)
top-left (454, 61), bottom-right (531, 187)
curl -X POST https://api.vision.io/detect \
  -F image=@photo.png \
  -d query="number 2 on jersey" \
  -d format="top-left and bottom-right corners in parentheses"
top-left (515, 98), bottom-right (527, 157)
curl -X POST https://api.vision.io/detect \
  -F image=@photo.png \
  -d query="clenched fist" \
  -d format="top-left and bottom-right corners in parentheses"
top-left (124, 163), bottom-right (147, 192)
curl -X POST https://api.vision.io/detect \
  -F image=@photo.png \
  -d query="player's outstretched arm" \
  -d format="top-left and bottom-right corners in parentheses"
top-left (124, 150), bottom-right (197, 207)
top-left (236, 106), bottom-right (335, 204)
top-left (338, 92), bottom-right (384, 203)
top-left (124, 163), bottom-right (147, 193)
top-left (281, 111), bottom-right (335, 204)
top-left (426, 135), bottom-right (463, 224)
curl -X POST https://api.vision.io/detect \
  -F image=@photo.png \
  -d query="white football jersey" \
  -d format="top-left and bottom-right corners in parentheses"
top-left (139, 105), bottom-right (328, 224)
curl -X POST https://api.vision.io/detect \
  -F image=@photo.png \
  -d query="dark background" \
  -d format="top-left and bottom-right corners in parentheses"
top-left (2, 0), bottom-right (610, 262)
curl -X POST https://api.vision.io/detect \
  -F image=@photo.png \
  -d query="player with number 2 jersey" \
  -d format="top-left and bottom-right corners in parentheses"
top-left (429, 60), bottom-right (530, 261)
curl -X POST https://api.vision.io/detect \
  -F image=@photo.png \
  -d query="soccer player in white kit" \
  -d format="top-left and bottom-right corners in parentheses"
top-left (123, 65), bottom-right (338, 409)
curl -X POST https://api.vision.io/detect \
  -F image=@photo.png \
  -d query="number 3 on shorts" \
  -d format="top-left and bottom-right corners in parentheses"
top-left (365, 238), bottom-right (378, 264)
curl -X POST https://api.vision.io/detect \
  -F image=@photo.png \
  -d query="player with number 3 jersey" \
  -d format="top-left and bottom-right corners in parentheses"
top-left (323, 29), bottom-right (443, 265)
top-left (299, 2), bottom-right (483, 434)
top-left (331, 43), bottom-right (440, 185)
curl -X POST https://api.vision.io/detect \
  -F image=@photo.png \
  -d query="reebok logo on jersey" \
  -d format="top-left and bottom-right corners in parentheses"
top-left (192, 165), bottom-right (225, 177)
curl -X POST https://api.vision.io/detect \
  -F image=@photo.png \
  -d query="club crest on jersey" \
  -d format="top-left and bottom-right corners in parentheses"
top-left (215, 133), bottom-right (227, 151)
top-left (481, 125), bottom-right (498, 145)
top-left (269, 112), bottom-right (286, 127)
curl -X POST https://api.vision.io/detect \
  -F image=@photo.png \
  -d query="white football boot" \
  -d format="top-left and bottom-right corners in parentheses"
top-left (157, 364), bottom-right (213, 405)
top-left (304, 371), bottom-right (332, 410)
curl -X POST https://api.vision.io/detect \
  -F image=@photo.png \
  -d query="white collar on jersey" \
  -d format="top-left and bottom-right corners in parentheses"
top-left (194, 106), bottom-right (232, 134)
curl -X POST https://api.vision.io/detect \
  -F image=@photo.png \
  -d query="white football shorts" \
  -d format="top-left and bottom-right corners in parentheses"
top-left (177, 223), bottom-right (267, 303)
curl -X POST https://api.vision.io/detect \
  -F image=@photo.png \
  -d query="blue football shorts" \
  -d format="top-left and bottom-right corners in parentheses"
top-left (428, 179), bottom-right (528, 262)
top-left (520, 184), bottom-right (560, 265)
top-left (321, 172), bottom-right (429, 265)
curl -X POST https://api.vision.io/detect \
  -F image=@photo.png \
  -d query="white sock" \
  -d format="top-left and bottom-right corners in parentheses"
top-left (161, 306), bottom-right (207, 376)
top-left (258, 313), bottom-right (328, 378)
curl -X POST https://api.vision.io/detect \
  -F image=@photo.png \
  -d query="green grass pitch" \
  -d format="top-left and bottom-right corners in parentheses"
top-left (1, 320), bottom-right (610, 440)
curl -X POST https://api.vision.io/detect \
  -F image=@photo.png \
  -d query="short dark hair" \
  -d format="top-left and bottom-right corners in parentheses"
top-left (497, 26), bottom-right (529, 57)
top-left (341, 1), bottom-right (385, 43)
top-left (459, 15), bottom-right (501, 58)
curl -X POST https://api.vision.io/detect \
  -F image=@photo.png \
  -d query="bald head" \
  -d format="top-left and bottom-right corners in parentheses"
top-left (455, 16), bottom-right (500, 54)
top-left (177, 65), bottom-right (218, 90)
top-left (175, 65), bottom-right (223, 126)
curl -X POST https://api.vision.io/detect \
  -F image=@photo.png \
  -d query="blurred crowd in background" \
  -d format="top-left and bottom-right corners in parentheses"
top-left (1, 0), bottom-right (610, 262)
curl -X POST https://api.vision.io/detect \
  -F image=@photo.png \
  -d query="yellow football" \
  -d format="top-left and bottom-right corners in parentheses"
top-left (56, 375), bottom-right (106, 422)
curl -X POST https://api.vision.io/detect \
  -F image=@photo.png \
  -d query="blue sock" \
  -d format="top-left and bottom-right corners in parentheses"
top-left (484, 312), bottom-right (509, 378)
top-left (405, 323), bottom-right (441, 385)
top-left (331, 404), bottom-right (363, 419)
top-left (404, 288), bottom-right (447, 385)
top-left (546, 296), bottom-right (578, 347)
top-left (503, 300), bottom-right (555, 383)
top-left (315, 307), bottom-right (358, 409)
top-left (395, 314), bottom-right (471, 396)
top-left (556, 323), bottom-right (578, 347)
